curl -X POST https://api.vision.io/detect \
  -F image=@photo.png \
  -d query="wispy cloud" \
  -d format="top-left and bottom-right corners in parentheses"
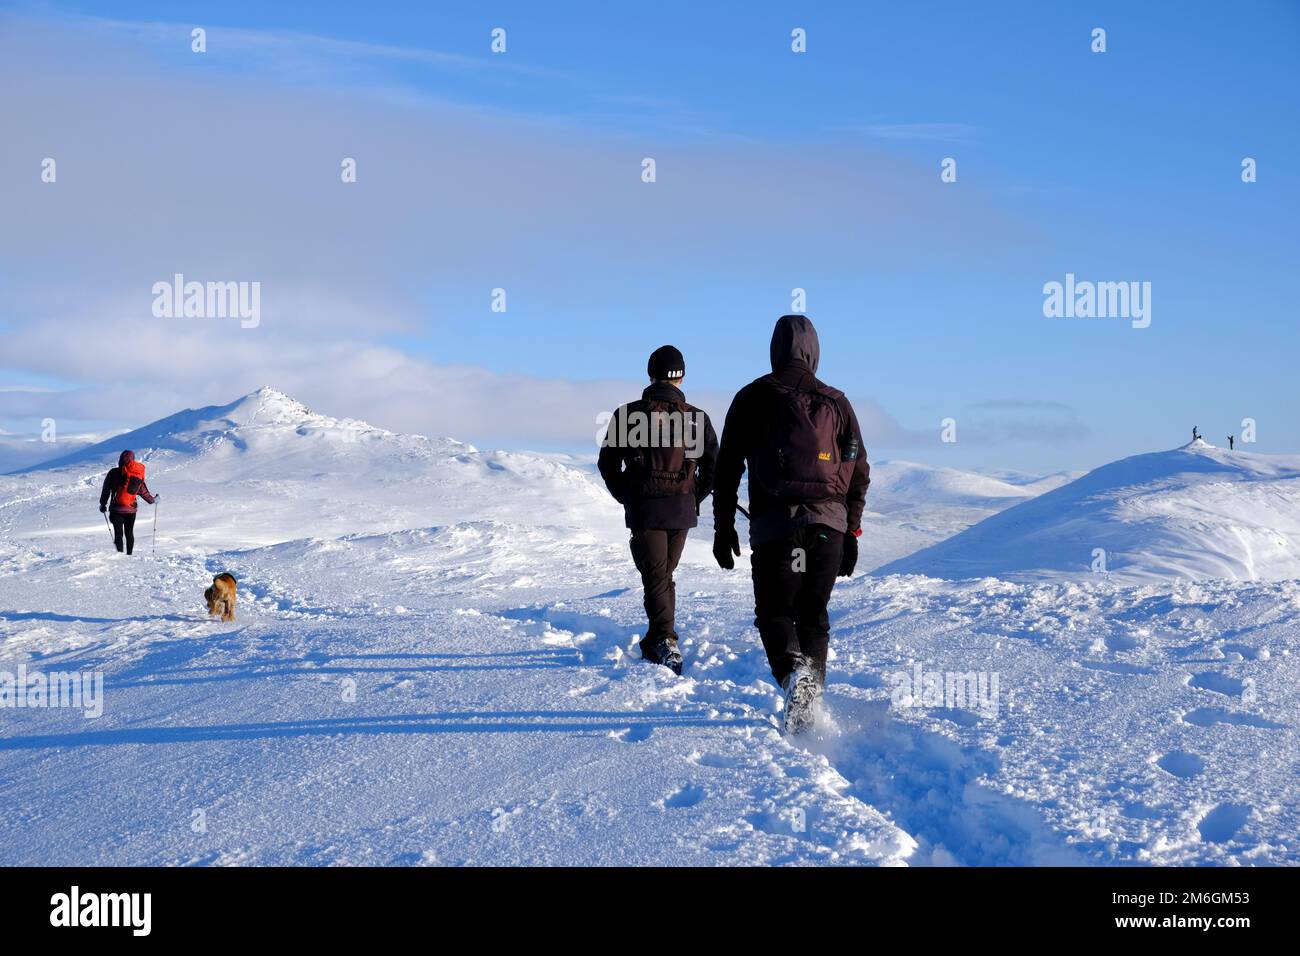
top-left (969, 399), bottom-right (1078, 413)
top-left (844, 122), bottom-right (975, 142)
top-left (37, 10), bottom-right (568, 81)
top-left (960, 399), bottom-right (1090, 445)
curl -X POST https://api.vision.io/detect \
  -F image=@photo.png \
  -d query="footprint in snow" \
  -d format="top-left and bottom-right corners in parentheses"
top-left (1180, 707), bottom-right (1285, 730)
top-left (1188, 671), bottom-right (1247, 697)
top-left (661, 784), bottom-right (705, 809)
top-left (1196, 803), bottom-right (1253, 844)
top-left (1156, 751), bottom-right (1206, 779)
top-left (1104, 632), bottom-right (1141, 651)
top-left (687, 751), bottom-right (743, 770)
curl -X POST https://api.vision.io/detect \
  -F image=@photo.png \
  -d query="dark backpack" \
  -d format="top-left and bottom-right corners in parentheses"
top-left (625, 398), bottom-right (698, 500)
top-left (750, 378), bottom-right (854, 502)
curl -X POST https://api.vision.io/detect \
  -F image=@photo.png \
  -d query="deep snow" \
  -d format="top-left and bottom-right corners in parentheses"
top-left (1, 389), bottom-right (1296, 865)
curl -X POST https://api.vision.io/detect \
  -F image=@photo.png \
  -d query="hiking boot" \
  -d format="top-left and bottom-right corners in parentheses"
top-left (641, 638), bottom-right (683, 676)
top-left (781, 668), bottom-right (821, 735)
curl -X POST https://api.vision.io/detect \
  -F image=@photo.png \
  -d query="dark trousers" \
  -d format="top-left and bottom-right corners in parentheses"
top-left (629, 528), bottom-right (688, 651)
top-left (110, 512), bottom-right (137, 554)
top-left (751, 525), bottom-right (844, 686)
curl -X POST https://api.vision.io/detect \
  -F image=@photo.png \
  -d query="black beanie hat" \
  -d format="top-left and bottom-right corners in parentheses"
top-left (647, 345), bottom-right (685, 381)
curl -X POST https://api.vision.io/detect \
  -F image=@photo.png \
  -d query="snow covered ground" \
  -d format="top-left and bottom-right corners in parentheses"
top-left (1, 389), bottom-right (1296, 865)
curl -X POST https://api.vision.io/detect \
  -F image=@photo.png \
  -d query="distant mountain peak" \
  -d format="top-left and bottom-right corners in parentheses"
top-left (250, 385), bottom-right (294, 401)
top-left (225, 386), bottom-right (317, 426)
top-left (8, 387), bottom-right (353, 472)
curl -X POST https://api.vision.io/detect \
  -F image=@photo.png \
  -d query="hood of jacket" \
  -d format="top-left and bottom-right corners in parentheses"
top-left (118, 449), bottom-right (135, 468)
top-left (769, 314), bottom-right (820, 373)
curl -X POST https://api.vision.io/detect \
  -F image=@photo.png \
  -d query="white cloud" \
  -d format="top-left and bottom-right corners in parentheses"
top-left (0, 11), bottom-right (1022, 451)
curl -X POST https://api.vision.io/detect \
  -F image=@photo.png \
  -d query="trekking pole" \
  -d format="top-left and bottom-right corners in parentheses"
top-left (152, 499), bottom-right (159, 554)
top-left (737, 504), bottom-right (751, 521)
top-left (103, 511), bottom-right (115, 544)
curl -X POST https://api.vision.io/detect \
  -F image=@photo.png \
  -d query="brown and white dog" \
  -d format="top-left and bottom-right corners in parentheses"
top-left (204, 573), bottom-right (237, 622)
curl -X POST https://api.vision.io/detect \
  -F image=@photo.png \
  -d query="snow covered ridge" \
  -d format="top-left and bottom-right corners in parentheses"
top-left (0, 386), bottom-right (621, 553)
top-left (878, 440), bottom-right (1300, 582)
top-left (2, 387), bottom-right (1068, 562)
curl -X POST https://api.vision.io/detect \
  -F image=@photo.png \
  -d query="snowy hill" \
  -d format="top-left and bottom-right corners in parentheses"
top-left (16, 386), bottom-right (341, 468)
top-left (869, 461), bottom-right (1075, 506)
top-left (858, 460), bottom-right (1078, 569)
top-left (0, 386), bottom-right (620, 553)
top-left (878, 440), bottom-right (1300, 582)
top-left (3, 395), bottom-right (1298, 866)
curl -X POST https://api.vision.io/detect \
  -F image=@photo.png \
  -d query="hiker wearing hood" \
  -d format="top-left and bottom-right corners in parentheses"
top-left (98, 450), bottom-right (157, 554)
top-left (712, 315), bottom-right (869, 733)
top-left (598, 345), bottom-right (719, 674)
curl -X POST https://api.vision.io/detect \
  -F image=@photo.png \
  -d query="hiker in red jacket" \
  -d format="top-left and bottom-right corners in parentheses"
top-left (98, 450), bottom-right (157, 554)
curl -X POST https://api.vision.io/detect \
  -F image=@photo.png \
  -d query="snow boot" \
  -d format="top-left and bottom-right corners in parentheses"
top-left (781, 667), bottom-right (821, 735)
top-left (642, 637), bottom-right (683, 676)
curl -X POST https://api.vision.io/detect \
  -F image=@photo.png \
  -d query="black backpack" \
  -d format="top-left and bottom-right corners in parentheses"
top-left (750, 377), bottom-right (854, 502)
top-left (625, 397), bottom-right (698, 500)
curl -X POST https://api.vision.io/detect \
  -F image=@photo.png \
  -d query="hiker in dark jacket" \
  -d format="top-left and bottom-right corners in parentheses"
top-left (98, 449), bottom-right (157, 555)
top-left (598, 345), bottom-right (719, 674)
top-left (712, 315), bottom-right (869, 733)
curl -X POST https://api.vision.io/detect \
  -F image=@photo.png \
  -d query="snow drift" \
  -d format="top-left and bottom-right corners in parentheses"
top-left (877, 440), bottom-right (1300, 582)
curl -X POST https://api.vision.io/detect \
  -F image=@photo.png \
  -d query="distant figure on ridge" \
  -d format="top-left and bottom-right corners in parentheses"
top-left (1229, 435), bottom-right (1235, 450)
top-left (1192, 426), bottom-right (1200, 441)
top-left (98, 450), bottom-right (158, 555)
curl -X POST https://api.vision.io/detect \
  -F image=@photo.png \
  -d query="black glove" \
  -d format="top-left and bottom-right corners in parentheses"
top-left (713, 526), bottom-right (740, 570)
top-left (838, 532), bottom-right (859, 578)
top-left (99, 504), bottom-right (107, 514)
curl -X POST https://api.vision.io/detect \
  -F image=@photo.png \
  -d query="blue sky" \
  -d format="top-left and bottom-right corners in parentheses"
top-left (1, 1), bottom-right (1297, 472)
